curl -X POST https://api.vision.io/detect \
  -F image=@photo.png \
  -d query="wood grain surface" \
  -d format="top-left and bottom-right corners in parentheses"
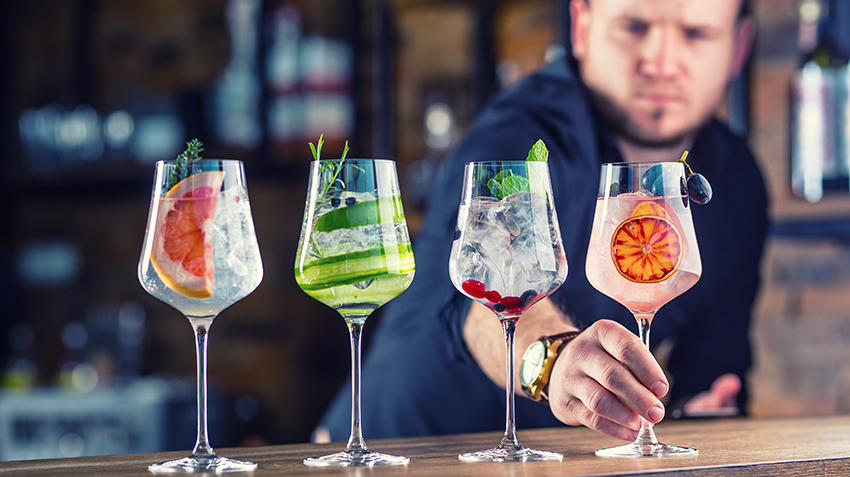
top-left (1, 415), bottom-right (849, 476)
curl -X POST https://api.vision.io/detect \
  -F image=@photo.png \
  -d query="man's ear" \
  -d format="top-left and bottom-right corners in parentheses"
top-left (732, 15), bottom-right (756, 77)
top-left (571, 0), bottom-right (591, 61)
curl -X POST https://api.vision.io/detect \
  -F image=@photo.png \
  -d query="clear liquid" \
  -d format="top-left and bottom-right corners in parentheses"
top-left (449, 195), bottom-right (568, 318)
top-left (139, 186), bottom-right (263, 317)
top-left (585, 195), bottom-right (701, 313)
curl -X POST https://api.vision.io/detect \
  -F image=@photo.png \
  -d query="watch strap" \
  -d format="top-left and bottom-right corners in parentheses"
top-left (523, 330), bottom-right (581, 404)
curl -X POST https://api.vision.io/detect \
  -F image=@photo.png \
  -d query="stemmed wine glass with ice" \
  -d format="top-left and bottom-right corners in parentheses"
top-left (448, 158), bottom-right (568, 462)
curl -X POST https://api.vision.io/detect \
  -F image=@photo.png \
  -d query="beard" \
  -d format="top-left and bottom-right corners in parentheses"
top-left (585, 84), bottom-right (704, 149)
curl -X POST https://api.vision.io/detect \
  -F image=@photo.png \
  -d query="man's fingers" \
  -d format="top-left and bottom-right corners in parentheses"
top-left (592, 321), bottom-right (668, 397)
top-left (565, 321), bottom-right (666, 422)
top-left (687, 373), bottom-right (742, 411)
top-left (710, 373), bottom-right (741, 405)
top-left (565, 372), bottom-right (642, 429)
top-left (558, 394), bottom-right (640, 442)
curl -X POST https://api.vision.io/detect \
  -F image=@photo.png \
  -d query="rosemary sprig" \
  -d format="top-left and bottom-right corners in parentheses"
top-left (168, 139), bottom-right (204, 190)
top-left (310, 134), bottom-right (352, 201)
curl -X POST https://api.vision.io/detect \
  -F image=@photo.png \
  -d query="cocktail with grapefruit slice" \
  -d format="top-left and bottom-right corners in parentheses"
top-left (585, 161), bottom-right (702, 458)
top-left (139, 154), bottom-right (262, 473)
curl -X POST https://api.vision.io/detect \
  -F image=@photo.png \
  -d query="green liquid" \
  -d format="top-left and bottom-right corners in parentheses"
top-left (295, 242), bottom-right (415, 323)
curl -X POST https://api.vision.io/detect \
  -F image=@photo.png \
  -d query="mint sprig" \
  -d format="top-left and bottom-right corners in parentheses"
top-left (487, 139), bottom-right (548, 199)
top-left (168, 138), bottom-right (204, 190)
top-left (487, 171), bottom-right (528, 200)
top-left (526, 139), bottom-right (549, 162)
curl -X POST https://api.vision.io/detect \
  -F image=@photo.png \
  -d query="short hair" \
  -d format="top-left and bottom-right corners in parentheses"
top-left (581, 0), bottom-right (752, 21)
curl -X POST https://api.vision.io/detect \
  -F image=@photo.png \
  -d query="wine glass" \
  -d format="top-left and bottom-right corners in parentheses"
top-left (295, 159), bottom-right (415, 466)
top-left (585, 161), bottom-right (701, 457)
top-left (448, 161), bottom-right (568, 462)
top-left (138, 159), bottom-right (263, 472)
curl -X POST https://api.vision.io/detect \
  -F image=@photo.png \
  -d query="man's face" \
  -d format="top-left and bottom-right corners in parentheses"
top-left (571, 0), bottom-right (750, 147)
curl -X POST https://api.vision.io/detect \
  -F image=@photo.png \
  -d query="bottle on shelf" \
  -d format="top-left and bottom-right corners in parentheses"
top-left (790, 0), bottom-right (850, 202)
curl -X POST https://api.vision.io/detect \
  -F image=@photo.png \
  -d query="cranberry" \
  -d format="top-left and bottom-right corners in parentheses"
top-left (500, 296), bottom-right (521, 308)
top-left (484, 290), bottom-right (502, 303)
top-left (462, 280), bottom-right (487, 299)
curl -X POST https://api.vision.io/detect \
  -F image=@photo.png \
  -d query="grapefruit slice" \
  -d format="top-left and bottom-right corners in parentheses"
top-left (150, 171), bottom-right (225, 298)
top-left (611, 214), bottom-right (682, 283)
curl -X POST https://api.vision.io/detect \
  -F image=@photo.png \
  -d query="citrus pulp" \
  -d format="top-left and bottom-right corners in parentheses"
top-left (151, 171), bottom-right (225, 298)
top-left (611, 206), bottom-right (682, 283)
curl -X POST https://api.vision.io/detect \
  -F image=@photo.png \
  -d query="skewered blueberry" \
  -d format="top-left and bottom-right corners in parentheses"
top-left (687, 173), bottom-right (712, 204)
top-left (640, 164), bottom-right (665, 196)
top-left (453, 226), bottom-right (461, 241)
top-left (330, 197), bottom-right (341, 207)
top-left (493, 303), bottom-right (508, 313)
top-left (345, 197), bottom-right (357, 206)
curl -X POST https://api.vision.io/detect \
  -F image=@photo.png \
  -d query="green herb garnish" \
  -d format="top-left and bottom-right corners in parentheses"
top-left (168, 138), bottom-right (204, 190)
top-left (526, 139), bottom-right (549, 162)
top-left (310, 134), bottom-right (354, 202)
top-left (487, 139), bottom-right (548, 199)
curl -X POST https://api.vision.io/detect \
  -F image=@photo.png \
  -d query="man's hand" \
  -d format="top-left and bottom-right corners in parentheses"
top-left (547, 320), bottom-right (669, 441)
top-left (463, 299), bottom-right (668, 442)
top-left (682, 373), bottom-right (741, 415)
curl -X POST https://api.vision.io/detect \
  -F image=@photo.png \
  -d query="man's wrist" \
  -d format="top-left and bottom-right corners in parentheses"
top-left (520, 330), bottom-right (581, 404)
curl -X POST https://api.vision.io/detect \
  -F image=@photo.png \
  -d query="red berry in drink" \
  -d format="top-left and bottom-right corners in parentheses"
top-left (462, 280), bottom-right (487, 299)
top-left (484, 290), bottom-right (502, 303)
top-left (500, 296), bottom-right (521, 308)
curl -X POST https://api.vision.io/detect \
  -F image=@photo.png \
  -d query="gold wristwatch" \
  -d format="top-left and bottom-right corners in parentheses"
top-left (520, 331), bottom-right (581, 404)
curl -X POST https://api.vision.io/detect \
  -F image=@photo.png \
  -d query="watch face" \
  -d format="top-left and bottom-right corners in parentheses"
top-left (520, 340), bottom-right (547, 387)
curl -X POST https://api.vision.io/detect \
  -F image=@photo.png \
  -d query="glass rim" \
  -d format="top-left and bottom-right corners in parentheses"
top-left (464, 160), bottom-right (550, 165)
top-left (310, 158), bottom-right (395, 163)
top-left (602, 161), bottom-right (684, 167)
top-left (155, 158), bottom-right (243, 165)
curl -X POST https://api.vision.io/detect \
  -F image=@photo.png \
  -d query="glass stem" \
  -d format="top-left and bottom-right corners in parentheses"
top-left (499, 318), bottom-right (522, 451)
top-left (189, 316), bottom-right (217, 460)
top-left (345, 320), bottom-right (370, 455)
top-left (633, 312), bottom-right (659, 447)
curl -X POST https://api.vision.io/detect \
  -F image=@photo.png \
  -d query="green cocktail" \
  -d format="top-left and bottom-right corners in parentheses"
top-left (296, 195), bottom-right (414, 322)
top-left (294, 158), bottom-right (415, 466)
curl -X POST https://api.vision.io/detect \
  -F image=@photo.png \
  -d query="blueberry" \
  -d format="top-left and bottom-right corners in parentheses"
top-left (641, 164), bottom-right (665, 196)
top-left (493, 303), bottom-right (508, 312)
top-left (330, 197), bottom-right (341, 207)
top-left (687, 173), bottom-right (712, 205)
top-left (345, 197), bottom-right (357, 206)
top-left (518, 290), bottom-right (538, 307)
top-left (453, 226), bottom-right (461, 241)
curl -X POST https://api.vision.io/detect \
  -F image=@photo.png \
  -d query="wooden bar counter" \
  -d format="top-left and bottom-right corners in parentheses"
top-left (2, 415), bottom-right (850, 476)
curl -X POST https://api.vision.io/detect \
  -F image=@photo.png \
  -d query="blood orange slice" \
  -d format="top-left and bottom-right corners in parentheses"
top-left (151, 171), bottom-right (225, 298)
top-left (631, 201), bottom-right (670, 219)
top-left (611, 214), bottom-right (682, 283)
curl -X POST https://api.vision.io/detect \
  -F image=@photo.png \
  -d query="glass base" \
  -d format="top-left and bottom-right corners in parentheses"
top-left (459, 447), bottom-right (563, 463)
top-left (148, 455), bottom-right (257, 473)
top-left (595, 442), bottom-right (698, 458)
top-left (304, 450), bottom-right (409, 467)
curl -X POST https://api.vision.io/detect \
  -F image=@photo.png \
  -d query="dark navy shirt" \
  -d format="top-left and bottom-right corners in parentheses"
top-left (319, 58), bottom-right (769, 440)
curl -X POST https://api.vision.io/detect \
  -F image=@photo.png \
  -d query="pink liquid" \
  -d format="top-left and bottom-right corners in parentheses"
top-left (585, 195), bottom-right (701, 313)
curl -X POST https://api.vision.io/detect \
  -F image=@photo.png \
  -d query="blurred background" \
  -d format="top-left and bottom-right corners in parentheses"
top-left (2, 0), bottom-right (850, 462)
